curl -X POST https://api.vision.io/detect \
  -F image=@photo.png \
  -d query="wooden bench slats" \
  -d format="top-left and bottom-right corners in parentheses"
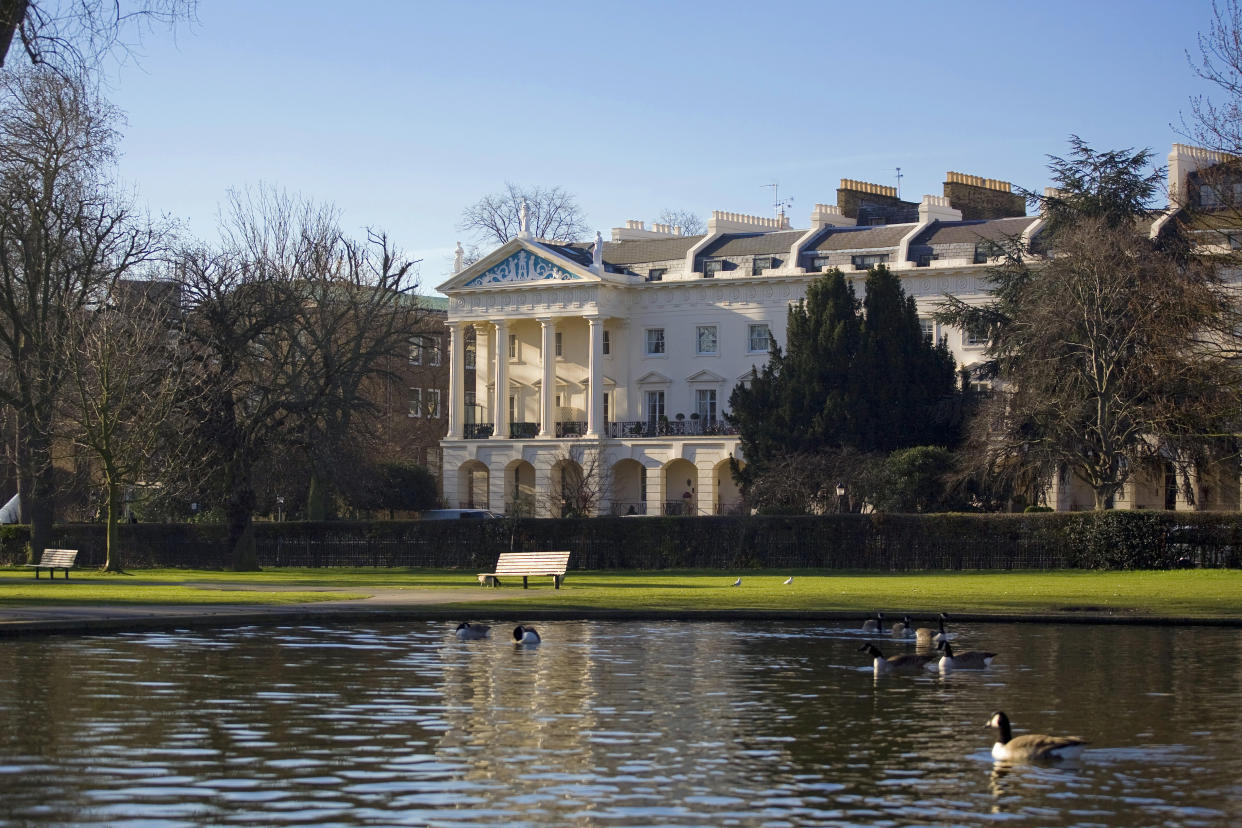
top-left (479, 551), bottom-right (570, 589)
top-left (25, 548), bottom-right (79, 579)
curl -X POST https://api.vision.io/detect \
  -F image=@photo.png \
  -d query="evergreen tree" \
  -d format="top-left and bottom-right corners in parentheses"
top-left (729, 267), bottom-right (960, 502)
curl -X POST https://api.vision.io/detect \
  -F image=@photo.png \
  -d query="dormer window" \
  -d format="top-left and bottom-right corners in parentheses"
top-left (702, 259), bottom-right (723, 278)
top-left (812, 256), bottom-right (832, 272)
top-left (647, 267), bottom-right (666, 282)
top-left (974, 241), bottom-right (1005, 264)
top-left (752, 256), bottom-right (775, 276)
top-left (851, 253), bottom-right (889, 271)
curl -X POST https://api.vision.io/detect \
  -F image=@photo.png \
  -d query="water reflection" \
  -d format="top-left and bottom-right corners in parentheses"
top-left (0, 621), bottom-right (1239, 825)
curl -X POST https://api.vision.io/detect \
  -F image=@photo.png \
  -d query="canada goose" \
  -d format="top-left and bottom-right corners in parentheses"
top-left (731, 577), bottom-right (742, 587)
top-left (986, 711), bottom-right (1086, 761)
top-left (937, 640), bottom-right (996, 670)
top-left (782, 576), bottom-right (793, 585)
top-left (891, 615), bottom-right (913, 636)
top-left (858, 642), bottom-right (934, 674)
top-left (455, 621), bottom-right (491, 640)
top-left (861, 612), bottom-right (884, 633)
top-left (915, 612), bottom-right (956, 644)
top-left (513, 625), bottom-right (541, 645)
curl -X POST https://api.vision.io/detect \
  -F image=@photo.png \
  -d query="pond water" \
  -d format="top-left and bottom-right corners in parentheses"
top-left (0, 619), bottom-right (1240, 827)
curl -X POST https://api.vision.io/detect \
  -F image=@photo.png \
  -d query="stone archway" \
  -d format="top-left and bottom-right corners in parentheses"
top-left (550, 457), bottom-right (588, 517)
top-left (457, 460), bottom-right (490, 510)
top-left (664, 458), bottom-right (698, 516)
top-left (504, 459), bottom-right (537, 516)
top-left (611, 458), bottom-right (646, 515)
top-left (713, 458), bottom-right (743, 515)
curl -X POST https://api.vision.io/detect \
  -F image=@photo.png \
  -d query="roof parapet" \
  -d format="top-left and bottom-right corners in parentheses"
top-left (1168, 142), bottom-right (1240, 205)
top-left (945, 171), bottom-right (1013, 192)
top-left (707, 210), bottom-right (792, 234)
top-left (918, 194), bottom-right (963, 224)
top-left (611, 219), bottom-right (685, 241)
top-left (839, 179), bottom-right (897, 198)
top-left (810, 203), bottom-right (856, 228)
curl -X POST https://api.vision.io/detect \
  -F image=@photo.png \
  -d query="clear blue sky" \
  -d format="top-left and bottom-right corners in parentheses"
top-left (104, 0), bottom-right (1220, 294)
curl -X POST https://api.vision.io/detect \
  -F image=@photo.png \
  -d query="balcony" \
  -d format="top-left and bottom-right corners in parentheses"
top-left (458, 419), bottom-right (739, 440)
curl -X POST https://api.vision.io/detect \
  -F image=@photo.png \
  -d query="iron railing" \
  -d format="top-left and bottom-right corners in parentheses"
top-left (458, 419), bottom-right (739, 440)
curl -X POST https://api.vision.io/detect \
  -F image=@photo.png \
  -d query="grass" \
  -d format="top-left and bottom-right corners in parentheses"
top-left (2, 567), bottom-right (1242, 618)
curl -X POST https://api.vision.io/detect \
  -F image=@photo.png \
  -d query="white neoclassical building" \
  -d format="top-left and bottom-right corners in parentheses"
top-left (436, 170), bottom-right (1038, 517)
top-left (435, 144), bottom-right (1242, 516)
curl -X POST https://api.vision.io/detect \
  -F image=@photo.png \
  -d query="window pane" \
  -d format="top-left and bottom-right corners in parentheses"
top-left (646, 328), bottom-right (665, 354)
top-left (696, 325), bottom-right (717, 354)
top-left (696, 389), bottom-right (717, 423)
top-left (408, 388), bottom-right (421, 417)
top-left (748, 323), bottom-right (770, 352)
top-left (602, 329), bottom-right (610, 355)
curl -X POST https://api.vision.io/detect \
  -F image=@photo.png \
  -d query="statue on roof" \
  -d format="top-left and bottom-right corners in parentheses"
top-left (592, 231), bottom-right (603, 271)
top-left (453, 241), bottom-right (464, 273)
top-left (519, 199), bottom-right (530, 238)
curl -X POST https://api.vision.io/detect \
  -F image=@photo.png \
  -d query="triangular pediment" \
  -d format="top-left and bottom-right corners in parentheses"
top-left (635, 371), bottom-right (671, 385)
top-left (686, 369), bottom-right (726, 384)
top-left (437, 238), bottom-right (600, 293)
top-left (532, 374), bottom-right (576, 388)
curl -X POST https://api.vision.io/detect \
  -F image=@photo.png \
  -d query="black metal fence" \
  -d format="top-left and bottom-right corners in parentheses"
top-left (2, 510), bottom-right (1239, 571)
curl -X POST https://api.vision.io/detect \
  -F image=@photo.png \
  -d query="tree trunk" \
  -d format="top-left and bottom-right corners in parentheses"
top-left (16, 422), bottom-right (54, 564)
top-left (226, 459), bottom-right (260, 571)
top-left (104, 476), bottom-right (122, 572)
top-left (306, 471), bottom-right (327, 521)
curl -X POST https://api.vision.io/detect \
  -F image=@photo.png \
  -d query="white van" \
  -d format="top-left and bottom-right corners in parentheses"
top-left (418, 508), bottom-right (501, 520)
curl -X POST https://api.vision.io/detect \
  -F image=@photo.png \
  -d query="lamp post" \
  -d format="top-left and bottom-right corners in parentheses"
top-left (835, 483), bottom-right (846, 514)
top-left (276, 496), bottom-right (285, 523)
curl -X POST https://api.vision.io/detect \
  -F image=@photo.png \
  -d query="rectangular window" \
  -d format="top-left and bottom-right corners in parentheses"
top-left (464, 341), bottom-right (476, 369)
top-left (646, 328), bottom-right (665, 355)
top-left (427, 388), bottom-right (441, 418)
top-left (508, 395), bottom-right (516, 423)
top-left (409, 337), bottom-right (422, 365)
top-left (602, 329), bottom-right (610, 355)
top-left (603, 391), bottom-right (610, 423)
top-left (974, 241), bottom-right (1004, 264)
top-left (696, 389), bottom-right (717, 424)
top-left (408, 387), bottom-right (422, 417)
top-left (428, 337), bottom-right (441, 366)
top-left (647, 267), bottom-right (666, 282)
top-left (555, 331), bottom-right (563, 358)
top-left (965, 326), bottom-right (988, 347)
top-left (702, 259), bottom-right (723, 278)
top-left (812, 256), bottom-right (832, 272)
top-left (645, 390), bottom-right (665, 423)
top-left (508, 333), bottom-right (517, 360)
top-left (464, 391), bottom-right (476, 424)
top-left (747, 323), bottom-right (771, 352)
top-left (851, 253), bottom-right (889, 271)
top-left (696, 325), bottom-right (718, 355)
top-left (920, 318), bottom-right (935, 344)
top-left (752, 256), bottom-right (774, 276)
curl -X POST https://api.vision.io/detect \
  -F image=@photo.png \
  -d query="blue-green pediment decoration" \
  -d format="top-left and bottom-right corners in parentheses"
top-left (465, 249), bottom-right (583, 287)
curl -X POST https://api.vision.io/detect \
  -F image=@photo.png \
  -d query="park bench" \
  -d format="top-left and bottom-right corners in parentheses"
top-left (27, 548), bottom-right (79, 579)
top-left (478, 551), bottom-right (571, 589)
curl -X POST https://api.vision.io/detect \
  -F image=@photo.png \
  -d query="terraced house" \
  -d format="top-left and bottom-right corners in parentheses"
top-left (435, 144), bottom-right (1242, 516)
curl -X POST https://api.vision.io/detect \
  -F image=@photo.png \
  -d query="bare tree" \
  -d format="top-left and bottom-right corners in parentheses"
top-left (541, 440), bottom-right (610, 518)
top-left (59, 282), bottom-right (191, 571)
top-left (0, 69), bottom-right (163, 561)
top-left (458, 182), bottom-right (589, 247)
top-left (0, 0), bottom-right (196, 73)
top-left (1188, 0), bottom-right (1242, 157)
top-left (655, 208), bottom-right (704, 236)
top-left (176, 185), bottom-right (423, 569)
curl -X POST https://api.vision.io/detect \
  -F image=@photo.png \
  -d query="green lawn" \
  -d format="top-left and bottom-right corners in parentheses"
top-left (2, 567), bottom-right (1241, 618)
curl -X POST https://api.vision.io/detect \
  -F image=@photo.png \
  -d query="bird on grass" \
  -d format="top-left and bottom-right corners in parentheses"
top-left (986, 711), bottom-right (1086, 761)
top-left (861, 612), bottom-right (884, 633)
top-left (455, 622), bottom-right (491, 640)
top-left (513, 625), bottom-right (541, 645)
top-left (731, 577), bottom-right (742, 586)
top-left (937, 640), bottom-right (996, 671)
top-left (782, 576), bottom-right (793, 585)
top-left (858, 642), bottom-right (935, 675)
top-left (915, 612), bottom-right (956, 645)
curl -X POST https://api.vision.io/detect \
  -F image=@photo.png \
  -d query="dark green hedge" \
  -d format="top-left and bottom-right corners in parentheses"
top-left (2, 510), bottom-right (1239, 571)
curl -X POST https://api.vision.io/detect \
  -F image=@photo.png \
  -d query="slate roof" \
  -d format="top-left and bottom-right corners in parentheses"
top-left (914, 216), bottom-right (1040, 245)
top-left (699, 230), bottom-right (805, 257)
top-left (808, 224), bottom-right (917, 251)
top-left (597, 235), bottom-right (704, 266)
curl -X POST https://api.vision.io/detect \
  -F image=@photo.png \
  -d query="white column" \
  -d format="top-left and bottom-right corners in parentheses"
top-left (446, 322), bottom-right (465, 439)
top-left (493, 319), bottom-right (509, 439)
top-left (586, 316), bottom-right (604, 438)
top-left (538, 317), bottom-right (556, 438)
top-left (473, 324), bottom-right (490, 429)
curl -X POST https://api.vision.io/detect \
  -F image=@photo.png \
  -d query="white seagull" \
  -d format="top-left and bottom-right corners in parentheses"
top-left (782, 576), bottom-right (793, 585)
top-left (731, 577), bottom-right (742, 586)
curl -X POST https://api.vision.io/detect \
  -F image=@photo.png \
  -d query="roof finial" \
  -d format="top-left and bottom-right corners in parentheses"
top-left (518, 199), bottom-right (531, 239)
top-left (453, 241), bottom-right (464, 273)
top-left (592, 231), bottom-right (603, 272)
